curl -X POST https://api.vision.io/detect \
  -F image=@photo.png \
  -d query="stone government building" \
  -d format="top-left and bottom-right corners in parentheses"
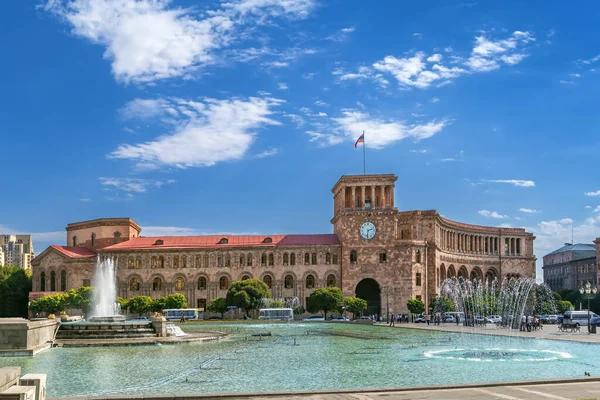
top-left (29, 174), bottom-right (537, 315)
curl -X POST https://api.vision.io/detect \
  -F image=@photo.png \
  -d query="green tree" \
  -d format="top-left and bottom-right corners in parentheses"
top-left (207, 297), bottom-right (228, 318)
top-left (0, 266), bottom-right (32, 317)
top-left (306, 287), bottom-right (344, 319)
top-left (407, 298), bottom-right (425, 315)
top-left (29, 293), bottom-right (66, 315)
top-left (292, 305), bottom-right (305, 316)
top-left (431, 297), bottom-right (454, 314)
top-left (344, 297), bottom-right (368, 319)
top-left (127, 296), bottom-right (153, 316)
top-left (556, 300), bottom-right (573, 314)
top-left (534, 284), bottom-right (556, 315)
top-left (64, 286), bottom-right (94, 314)
top-left (226, 279), bottom-right (270, 316)
top-left (161, 293), bottom-right (188, 309)
top-left (116, 297), bottom-right (129, 312)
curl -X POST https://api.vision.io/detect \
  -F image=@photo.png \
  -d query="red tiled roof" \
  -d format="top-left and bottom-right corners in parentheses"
top-left (100, 234), bottom-right (340, 251)
top-left (51, 245), bottom-right (97, 258)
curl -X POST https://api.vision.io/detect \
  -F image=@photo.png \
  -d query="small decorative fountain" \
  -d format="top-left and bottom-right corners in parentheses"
top-left (88, 256), bottom-right (124, 323)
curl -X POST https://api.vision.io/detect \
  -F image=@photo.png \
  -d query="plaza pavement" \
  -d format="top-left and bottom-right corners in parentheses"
top-left (374, 321), bottom-right (600, 343)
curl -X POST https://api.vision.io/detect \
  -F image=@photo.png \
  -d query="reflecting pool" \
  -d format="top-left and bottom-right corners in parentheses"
top-left (1, 323), bottom-right (599, 397)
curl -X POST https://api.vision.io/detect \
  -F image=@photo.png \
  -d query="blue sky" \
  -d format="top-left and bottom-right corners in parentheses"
top-left (1, 0), bottom-right (600, 277)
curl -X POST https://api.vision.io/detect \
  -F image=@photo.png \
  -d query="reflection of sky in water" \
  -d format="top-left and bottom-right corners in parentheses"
top-left (1, 323), bottom-right (599, 397)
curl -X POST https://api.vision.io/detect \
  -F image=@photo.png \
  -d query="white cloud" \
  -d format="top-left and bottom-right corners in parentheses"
top-left (519, 208), bottom-right (538, 214)
top-left (326, 26), bottom-right (355, 42)
top-left (263, 61), bottom-right (289, 68)
top-left (302, 72), bottom-right (316, 80)
top-left (110, 96), bottom-right (282, 169)
top-left (585, 190), bottom-right (600, 197)
top-left (307, 109), bottom-right (448, 148)
top-left (283, 113), bottom-right (304, 127)
top-left (570, 73), bottom-right (582, 78)
top-left (341, 31), bottom-right (534, 90)
top-left (485, 179), bottom-right (536, 188)
top-left (478, 210), bottom-right (508, 219)
top-left (581, 55), bottom-right (600, 65)
top-left (314, 100), bottom-right (329, 107)
top-left (79, 198), bottom-right (91, 202)
top-left (412, 32), bottom-right (422, 38)
top-left (560, 80), bottom-right (575, 84)
top-left (594, 206), bottom-right (600, 213)
top-left (316, 112), bottom-right (328, 117)
top-left (585, 205), bottom-right (592, 209)
top-left (255, 148), bottom-right (278, 158)
top-left (410, 149), bottom-right (427, 154)
top-left (43, 0), bottom-right (316, 84)
top-left (99, 177), bottom-right (176, 193)
top-left (441, 150), bottom-right (464, 162)
top-left (277, 82), bottom-right (289, 90)
top-left (431, 97), bottom-right (440, 103)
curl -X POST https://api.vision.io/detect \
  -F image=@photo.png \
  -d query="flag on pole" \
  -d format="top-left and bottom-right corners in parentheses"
top-left (354, 132), bottom-right (365, 148)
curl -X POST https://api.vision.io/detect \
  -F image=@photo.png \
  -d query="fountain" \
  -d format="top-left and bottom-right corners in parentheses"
top-left (88, 256), bottom-right (124, 323)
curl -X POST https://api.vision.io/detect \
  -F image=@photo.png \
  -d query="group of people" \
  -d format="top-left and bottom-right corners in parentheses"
top-left (520, 315), bottom-right (543, 331)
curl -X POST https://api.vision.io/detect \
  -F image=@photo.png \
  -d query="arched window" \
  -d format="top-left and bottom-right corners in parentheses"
top-left (91, 233), bottom-right (96, 247)
top-left (152, 277), bottom-right (162, 291)
top-left (50, 271), bottom-right (56, 291)
top-left (332, 254), bottom-right (338, 264)
top-left (173, 256), bottom-right (180, 268)
top-left (268, 253), bottom-right (274, 266)
top-left (219, 238), bottom-right (228, 244)
top-left (325, 252), bottom-right (331, 264)
top-left (128, 257), bottom-right (134, 269)
top-left (151, 256), bottom-right (157, 268)
top-left (72, 236), bottom-right (77, 247)
top-left (239, 254), bottom-right (245, 267)
top-left (311, 253), bottom-right (317, 265)
top-left (242, 275), bottom-right (250, 280)
top-left (350, 250), bottom-right (357, 263)
top-left (129, 277), bottom-right (140, 292)
top-left (247, 254), bottom-right (253, 266)
top-left (60, 270), bottom-right (67, 291)
top-left (290, 253), bottom-right (296, 265)
top-left (416, 250), bottom-right (421, 264)
top-left (135, 257), bottom-right (142, 269)
top-left (263, 275), bottom-right (272, 288)
top-left (40, 272), bottom-right (46, 292)
top-left (327, 274), bottom-right (336, 287)
top-left (197, 277), bottom-right (207, 290)
top-left (225, 254), bottom-right (231, 267)
top-left (283, 253), bottom-right (289, 265)
top-left (379, 251), bottom-right (387, 263)
top-left (263, 237), bottom-right (273, 243)
top-left (304, 253), bottom-right (310, 265)
top-left (285, 275), bottom-right (294, 289)
top-left (306, 274), bottom-right (315, 289)
top-left (158, 256), bottom-right (164, 268)
top-left (175, 277), bottom-right (185, 291)
top-left (219, 276), bottom-right (229, 290)
top-left (114, 232), bottom-right (121, 244)
top-left (261, 253), bottom-right (267, 266)
top-left (182, 256), bottom-right (187, 268)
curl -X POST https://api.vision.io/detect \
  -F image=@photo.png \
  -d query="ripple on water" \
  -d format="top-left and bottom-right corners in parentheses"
top-left (423, 348), bottom-right (574, 362)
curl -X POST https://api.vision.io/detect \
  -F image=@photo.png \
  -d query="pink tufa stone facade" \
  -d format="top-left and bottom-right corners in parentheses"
top-left (30, 174), bottom-right (536, 315)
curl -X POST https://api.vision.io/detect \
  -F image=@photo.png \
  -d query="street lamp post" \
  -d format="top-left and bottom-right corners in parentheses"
top-left (579, 282), bottom-right (597, 334)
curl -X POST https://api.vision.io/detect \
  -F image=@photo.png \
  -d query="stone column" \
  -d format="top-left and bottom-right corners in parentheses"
top-left (382, 185), bottom-right (386, 208)
top-left (371, 186), bottom-right (375, 207)
top-left (361, 186), bottom-right (366, 208)
top-left (351, 187), bottom-right (356, 210)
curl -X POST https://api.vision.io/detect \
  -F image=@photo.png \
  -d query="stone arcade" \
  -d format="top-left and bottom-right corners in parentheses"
top-left (30, 174), bottom-right (536, 315)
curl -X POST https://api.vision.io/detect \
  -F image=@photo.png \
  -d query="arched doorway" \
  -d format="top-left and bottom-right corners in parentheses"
top-left (355, 278), bottom-right (381, 317)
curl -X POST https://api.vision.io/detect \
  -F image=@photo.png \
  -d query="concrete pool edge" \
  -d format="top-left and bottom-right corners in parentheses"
top-left (47, 376), bottom-right (600, 400)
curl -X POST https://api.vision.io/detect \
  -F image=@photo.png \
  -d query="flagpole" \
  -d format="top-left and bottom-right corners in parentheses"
top-left (362, 130), bottom-right (366, 175)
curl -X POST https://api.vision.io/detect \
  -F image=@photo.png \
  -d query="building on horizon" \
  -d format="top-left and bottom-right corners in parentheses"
top-left (0, 246), bottom-right (4, 267)
top-left (542, 243), bottom-right (597, 292)
top-left (1, 234), bottom-right (34, 270)
top-left (29, 173), bottom-right (537, 315)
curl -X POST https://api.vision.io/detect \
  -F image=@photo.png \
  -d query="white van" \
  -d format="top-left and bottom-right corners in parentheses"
top-left (563, 311), bottom-right (598, 327)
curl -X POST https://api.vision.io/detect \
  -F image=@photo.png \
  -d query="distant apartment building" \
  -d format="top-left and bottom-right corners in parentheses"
top-left (0, 246), bottom-right (4, 266)
top-left (1, 234), bottom-right (35, 270)
top-left (543, 243), bottom-right (597, 292)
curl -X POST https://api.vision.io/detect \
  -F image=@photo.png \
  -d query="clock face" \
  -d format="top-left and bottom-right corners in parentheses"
top-left (360, 222), bottom-right (376, 240)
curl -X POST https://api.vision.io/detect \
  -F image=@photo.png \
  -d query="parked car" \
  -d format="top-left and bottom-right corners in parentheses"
top-left (474, 316), bottom-right (487, 324)
top-left (414, 315), bottom-right (427, 323)
top-left (303, 315), bottom-right (325, 321)
top-left (487, 315), bottom-right (502, 324)
top-left (330, 315), bottom-right (350, 321)
top-left (547, 315), bottom-right (559, 324)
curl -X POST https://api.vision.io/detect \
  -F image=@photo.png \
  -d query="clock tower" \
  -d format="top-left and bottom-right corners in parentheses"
top-left (331, 174), bottom-right (407, 316)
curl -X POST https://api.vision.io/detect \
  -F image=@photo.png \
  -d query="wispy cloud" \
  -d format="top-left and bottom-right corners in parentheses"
top-left (431, 97), bottom-right (440, 103)
top-left (585, 190), bottom-right (600, 197)
top-left (110, 96), bottom-right (283, 169)
top-left (255, 148), bottom-right (278, 158)
top-left (519, 208), bottom-right (539, 214)
top-left (314, 99), bottom-right (329, 107)
top-left (441, 150), bottom-right (464, 162)
top-left (478, 210), bottom-right (508, 219)
top-left (99, 177), bottom-right (176, 193)
top-left (410, 149), bottom-right (427, 154)
top-left (79, 198), bottom-right (91, 202)
top-left (277, 82), bottom-right (289, 90)
top-left (594, 206), bottom-right (600, 213)
top-left (485, 179), bottom-right (536, 188)
top-left (326, 26), bottom-right (355, 42)
top-left (42, 0), bottom-right (316, 84)
top-left (335, 31), bottom-right (534, 90)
